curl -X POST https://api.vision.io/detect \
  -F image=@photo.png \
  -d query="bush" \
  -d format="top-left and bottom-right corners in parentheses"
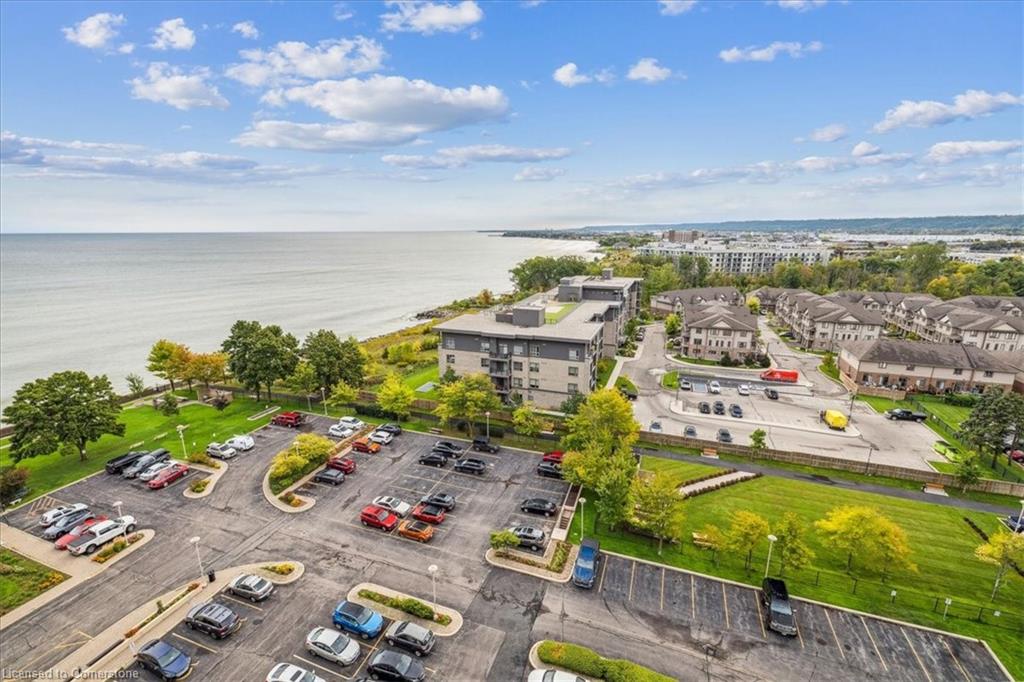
top-left (37, 571), bottom-right (66, 590)
top-left (354, 403), bottom-right (400, 420)
top-left (92, 532), bottom-right (143, 563)
top-left (262, 563), bottom-right (295, 575)
top-left (0, 466), bottom-right (30, 507)
top-left (357, 589), bottom-right (449, 624)
top-left (186, 451), bottom-right (220, 469)
top-left (944, 393), bottom-right (980, 407)
top-left (537, 640), bottom-right (674, 682)
top-left (189, 479), bottom-right (210, 493)
top-left (417, 336), bottom-right (439, 351)
top-left (269, 434), bottom-right (334, 492)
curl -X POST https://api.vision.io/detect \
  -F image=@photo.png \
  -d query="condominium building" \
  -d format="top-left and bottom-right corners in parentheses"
top-left (434, 270), bottom-right (641, 408)
top-left (775, 290), bottom-right (884, 352)
top-left (650, 286), bottom-right (743, 317)
top-left (679, 302), bottom-right (759, 361)
top-left (635, 239), bottom-right (831, 274)
top-left (907, 296), bottom-right (1024, 352)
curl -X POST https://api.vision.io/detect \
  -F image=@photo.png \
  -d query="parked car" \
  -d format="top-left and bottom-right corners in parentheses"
top-left (572, 538), bottom-right (600, 589)
top-left (432, 441), bottom-right (463, 456)
top-left (68, 516), bottom-right (136, 555)
top-left (226, 434), bottom-right (255, 451)
top-left (367, 650), bottom-right (425, 682)
top-left (138, 460), bottom-right (175, 482)
top-left (314, 468), bottom-right (346, 486)
top-left (329, 424), bottom-right (355, 439)
top-left (271, 411), bottom-right (305, 428)
top-left (327, 455), bottom-right (356, 474)
top-left (717, 429), bottom-right (733, 443)
top-left (763, 388), bottom-right (779, 400)
top-left (148, 463), bottom-right (189, 489)
top-left (397, 519), bottom-right (435, 542)
top-left (729, 404), bottom-right (743, 418)
top-left (708, 380), bottom-right (722, 394)
top-left (337, 416), bottom-right (366, 431)
top-left (229, 573), bottom-right (274, 602)
top-left (760, 369), bottom-right (799, 383)
top-left (649, 421), bottom-right (662, 432)
top-left (136, 639), bottom-right (192, 680)
top-left (385, 620), bottom-right (436, 657)
top-left (679, 379), bottom-right (692, 391)
top-left (360, 505), bottom-right (399, 531)
top-left (529, 671), bottom-right (587, 682)
top-left (618, 384), bottom-right (638, 401)
top-left (373, 496), bottom-right (412, 517)
top-left (123, 449), bottom-right (170, 479)
top-left (737, 384), bottom-right (751, 396)
top-left (205, 442), bottom-right (237, 460)
top-left (1009, 450), bottom-right (1024, 463)
top-left (352, 438), bottom-right (381, 454)
top-left (521, 498), bottom-right (557, 517)
top-left (1003, 515), bottom-right (1023, 532)
top-left (542, 451), bottom-right (564, 463)
top-left (885, 408), bottom-right (928, 422)
top-left (472, 436), bottom-right (499, 453)
top-left (420, 492), bottom-right (456, 511)
top-left (42, 508), bottom-right (94, 540)
top-left (698, 402), bottom-right (711, 414)
top-left (39, 503), bottom-right (88, 527)
top-left (418, 452), bottom-right (448, 468)
top-left (377, 423), bottom-right (403, 436)
top-left (105, 450), bottom-right (147, 475)
top-left (713, 401), bottom-right (725, 415)
top-left (333, 600), bottom-right (385, 639)
top-left (537, 461), bottom-right (563, 479)
top-left (454, 458), bottom-right (487, 475)
top-left (411, 503), bottom-right (446, 524)
top-left (306, 626), bottom-right (361, 666)
top-left (54, 516), bottom-right (108, 550)
top-left (185, 601), bottom-right (242, 639)
top-left (684, 426), bottom-right (697, 437)
top-left (266, 663), bottom-right (325, 682)
top-left (761, 578), bottom-right (797, 636)
top-left (509, 526), bottom-right (546, 551)
top-left (369, 430), bottom-right (394, 446)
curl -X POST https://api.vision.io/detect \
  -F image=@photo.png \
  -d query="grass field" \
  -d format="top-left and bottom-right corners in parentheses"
top-left (0, 549), bottom-right (67, 616)
top-left (401, 364), bottom-right (441, 398)
top-left (596, 358), bottom-right (616, 389)
top-left (661, 371), bottom-right (679, 389)
top-left (571, 475), bottom-right (1024, 678)
top-left (858, 394), bottom-right (972, 428)
top-left (640, 454), bottom-right (721, 488)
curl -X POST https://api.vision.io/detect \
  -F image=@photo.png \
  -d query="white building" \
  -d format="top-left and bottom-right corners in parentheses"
top-left (635, 239), bottom-right (831, 274)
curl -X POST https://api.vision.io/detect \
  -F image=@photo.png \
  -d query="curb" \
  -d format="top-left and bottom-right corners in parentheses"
top-left (347, 582), bottom-right (462, 637)
top-left (484, 545), bottom-right (576, 584)
top-left (261, 465), bottom-right (318, 513)
top-left (527, 641), bottom-right (598, 682)
top-left (182, 461), bottom-right (226, 499)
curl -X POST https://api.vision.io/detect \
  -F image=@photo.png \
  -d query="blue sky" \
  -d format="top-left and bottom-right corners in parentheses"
top-left (1, 0), bottom-right (1021, 232)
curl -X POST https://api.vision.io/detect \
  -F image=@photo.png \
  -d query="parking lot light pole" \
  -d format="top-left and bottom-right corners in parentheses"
top-left (428, 564), bottom-right (438, 614)
top-left (176, 424), bottom-right (187, 460)
top-left (320, 387), bottom-right (328, 416)
top-left (113, 500), bottom-right (127, 541)
top-left (1016, 500), bottom-right (1024, 533)
top-left (485, 411), bottom-right (491, 439)
top-left (578, 497), bottom-right (586, 539)
top-left (764, 534), bottom-right (778, 578)
top-left (189, 536), bottom-right (205, 581)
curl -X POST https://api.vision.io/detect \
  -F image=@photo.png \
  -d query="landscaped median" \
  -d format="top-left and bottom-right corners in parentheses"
top-left (347, 582), bottom-right (462, 636)
top-left (262, 428), bottom-right (367, 512)
top-left (485, 534), bottom-right (577, 583)
top-left (529, 640), bottom-right (676, 682)
top-left (182, 452), bottom-right (225, 499)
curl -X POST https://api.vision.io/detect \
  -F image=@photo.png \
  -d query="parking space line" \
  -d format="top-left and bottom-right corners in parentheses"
top-left (170, 632), bottom-right (218, 654)
top-left (943, 638), bottom-right (972, 681)
top-left (901, 627), bottom-right (933, 682)
top-left (597, 558), bottom-right (609, 593)
top-left (628, 561), bottom-right (636, 601)
top-left (660, 567), bottom-right (665, 611)
top-left (721, 582), bottom-right (730, 630)
top-left (822, 608), bottom-right (845, 660)
top-left (860, 616), bottom-right (887, 672)
top-left (690, 574), bottom-right (695, 620)
top-left (75, 629), bottom-right (93, 640)
top-left (403, 473), bottom-right (475, 492)
top-left (219, 593), bottom-right (263, 611)
top-left (753, 591), bottom-right (767, 639)
top-left (293, 654), bottom-right (348, 680)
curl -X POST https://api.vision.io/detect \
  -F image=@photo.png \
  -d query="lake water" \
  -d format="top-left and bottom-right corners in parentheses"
top-left (0, 232), bottom-right (597, 406)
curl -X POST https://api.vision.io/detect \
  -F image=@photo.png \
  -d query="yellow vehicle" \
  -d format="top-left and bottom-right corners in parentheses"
top-left (820, 409), bottom-right (848, 431)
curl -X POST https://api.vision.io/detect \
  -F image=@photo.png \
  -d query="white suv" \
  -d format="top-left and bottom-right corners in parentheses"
top-left (68, 516), bottom-right (137, 556)
top-left (372, 496), bottom-right (411, 517)
top-left (337, 416), bottom-right (366, 431)
top-left (709, 380), bottom-right (722, 394)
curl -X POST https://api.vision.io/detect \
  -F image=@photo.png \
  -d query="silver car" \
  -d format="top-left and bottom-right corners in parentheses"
top-left (38, 503), bottom-right (88, 527)
top-left (139, 461), bottom-right (174, 482)
top-left (305, 627), bottom-right (360, 665)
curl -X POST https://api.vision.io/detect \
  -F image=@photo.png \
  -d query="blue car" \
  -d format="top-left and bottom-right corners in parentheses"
top-left (136, 639), bottom-right (192, 680)
top-left (333, 600), bottom-right (384, 639)
top-left (573, 538), bottom-right (601, 589)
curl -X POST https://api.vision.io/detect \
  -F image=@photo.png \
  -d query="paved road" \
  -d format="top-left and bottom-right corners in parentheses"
top-left (759, 319), bottom-right (849, 397)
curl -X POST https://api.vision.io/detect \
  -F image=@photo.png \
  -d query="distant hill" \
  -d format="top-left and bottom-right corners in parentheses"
top-left (572, 215), bottom-right (1023, 235)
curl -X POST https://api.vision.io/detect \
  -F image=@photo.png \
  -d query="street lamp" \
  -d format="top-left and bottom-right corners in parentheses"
top-left (176, 424), bottom-right (187, 459)
top-left (764, 534), bottom-right (778, 578)
top-left (427, 564), bottom-right (438, 614)
top-left (113, 500), bottom-right (127, 541)
top-left (320, 387), bottom-right (328, 416)
top-left (485, 411), bottom-right (491, 439)
top-left (189, 536), bottom-right (205, 581)
top-left (864, 444), bottom-right (874, 475)
top-left (1016, 499), bottom-right (1024, 533)
top-left (578, 497), bottom-right (587, 539)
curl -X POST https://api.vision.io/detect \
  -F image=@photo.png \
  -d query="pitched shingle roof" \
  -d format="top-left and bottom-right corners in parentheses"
top-left (841, 338), bottom-right (1017, 372)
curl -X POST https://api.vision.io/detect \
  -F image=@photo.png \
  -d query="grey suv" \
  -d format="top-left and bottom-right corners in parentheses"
top-left (761, 578), bottom-right (797, 636)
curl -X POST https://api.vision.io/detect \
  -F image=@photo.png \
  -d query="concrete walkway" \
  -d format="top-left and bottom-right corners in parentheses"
top-left (679, 470), bottom-right (757, 497)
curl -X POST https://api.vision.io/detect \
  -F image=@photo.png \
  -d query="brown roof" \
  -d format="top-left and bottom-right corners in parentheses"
top-left (840, 338), bottom-right (1017, 372)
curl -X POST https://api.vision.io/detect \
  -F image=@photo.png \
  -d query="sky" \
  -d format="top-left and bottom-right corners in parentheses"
top-left (0, 0), bottom-right (1022, 233)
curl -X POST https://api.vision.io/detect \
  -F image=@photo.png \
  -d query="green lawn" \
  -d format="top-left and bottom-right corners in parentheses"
top-left (572, 476), bottom-right (1024, 678)
top-left (0, 549), bottom-right (67, 615)
top-left (817, 360), bottom-right (841, 382)
top-left (858, 394), bottom-right (971, 428)
top-left (661, 371), bottom-right (679, 389)
top-left (596, 358), bottom-right (616, 389)
top-left (544, 302), bottom-right (578, 324)
top-left (401, 364), bottom-right (441, 398)
top-left (640, 454), bottom-right (722, 488)
top-left (672, 354), bottom-right (721, 366)
top-left (614, 376), bottom-right (637, 394)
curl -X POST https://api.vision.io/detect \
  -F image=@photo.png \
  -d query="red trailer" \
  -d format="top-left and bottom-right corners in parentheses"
top-left (760, 369), bottom-right (799, 383)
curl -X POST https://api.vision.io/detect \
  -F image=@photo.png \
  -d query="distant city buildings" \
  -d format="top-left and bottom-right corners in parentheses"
top-left (635, 237), bottom-right (831, 274)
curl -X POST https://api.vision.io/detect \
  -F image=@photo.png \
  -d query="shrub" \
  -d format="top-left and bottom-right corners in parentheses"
top-left (537, 640), bottom-right (674, 682)
top-left (37, 571), bottom-right (66, 590)
top-left (262, 563), bottom-right (295, 576)
top-left (92, 533), bottom-right (143, 563)
top-left (944, 393), bottom-right (980, 407)
top-left (186, 451), bottom-right (220, 469)
top-left (189, 479), bottom-right (210, 493)
top-left (354, 403), bottom-right (400, 420)
top-left (417, 336), bottom-right (439, 351)
top-left (357, 589), bottom-right (449, 624)
top-left (0, 466), bottom-right (30, 506)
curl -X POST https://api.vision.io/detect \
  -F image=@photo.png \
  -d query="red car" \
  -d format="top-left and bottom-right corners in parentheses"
top-left (54, 516), bottom-right (108, 550)
top-left (328, 456), bottom-right (356, 474)
top-left (543, 451), bottom-right (564, 463)
top-left (1009, 450), bottom-right (1024, 463)
top-left (411, 503), bottom-right (446, 524)
top-left (360, 505), bottom-right (398, 531)
top-left (271, 411), bottom-right (305, 428)
top-left (351, 438), bottom-right (381, 454)
top-left (148, 463), bottom-right (190, 489)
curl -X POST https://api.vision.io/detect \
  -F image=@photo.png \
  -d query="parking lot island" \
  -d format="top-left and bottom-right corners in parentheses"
top-left (261, 460), bottom-right (317, 513)
top-left (346, 582), bottom-right (463, 637)
top-left (486, 542), bottom-right (578, 583)
top-left (182, 460), bottom-right (227, 499)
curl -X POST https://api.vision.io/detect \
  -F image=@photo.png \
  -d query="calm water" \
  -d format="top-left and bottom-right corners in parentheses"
top-left (0, 232), bottom-right (597, 406)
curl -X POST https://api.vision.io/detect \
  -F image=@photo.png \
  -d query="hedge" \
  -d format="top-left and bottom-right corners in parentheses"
top-left (357, 588), bottom-right (452, 626)
top-left (537, 640), bottom-right (675, 682)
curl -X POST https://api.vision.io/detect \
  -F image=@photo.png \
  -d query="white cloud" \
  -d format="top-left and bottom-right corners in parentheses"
top-left (658, 1), bottom-right (698, 15)
top-left (627, 58), bottom-right (672, 83)
top-left (851, 141), bottom-right (880, 157)
top-left (333, 3), bottom-right (355, 21)
top-left (226, 37), bottom-right (386, 88)
top-left (234, 120), bottom-right (423, 151)
top-left (795, 123), bottom-right (847, 143)
top-left (382, 144), bottom-right (571, 169)
top-left (873, 89), bottom-right (1024, 133)
top-left (514, 166), bottom-right (565, 182)
top-left (521, 1), bottom-right (546, 7)
top-left (553, 62), bottom-right (612, 87)
top-left (924, 140), bottom-right (1023, 164)
top-left (62, 13), bottom-right (125, 50)
top-left (117, 43), bottom-right (135, 54)
top-left (844, 164), bottom-right (1021, 193)
top-left (150, 18), bottom-right (196, 51)
top-left (232, 21), bottom-right (260, 40)
top-left (775, 1), bottom-right (827, 11)
top-left (380, 1), bottom-right (483, 35)
top-left (129, 63), bottom-right (229, 110)
top-left (719, 40), bottom-right (823, 63)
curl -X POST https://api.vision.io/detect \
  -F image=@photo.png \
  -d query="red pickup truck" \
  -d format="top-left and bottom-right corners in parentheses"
top-left (271, 411), bottom-right (305, 428)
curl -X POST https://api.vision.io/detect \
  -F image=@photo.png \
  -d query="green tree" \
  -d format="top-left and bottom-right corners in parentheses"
top-left (723, 510), bottom-right (771, 571)
top-left (904, 243), bottom-right (948, 289)
top-left (159, 392), bottom-right (179, 416)
top-left (697, 523), bottom-right (724, 564)
top-left (960, 388), bottom-right (1015, 467)
top-left (559, 392), bottom-right (586, 415)
top-left (302, 329), bottom-right (346, 388)
top-left (975, 530), bottom-right (1024, 600)
top-left (440, 366), bottom-right (458, 385)
top-left (489, 529), bottom-right (521, 557)
top-left (664, 313), bottom-right (681, 336)
top-left (286, 360), bottom-right (320, 410)
top-left (147, 339), bottom-right (184, 390)
top-left (815, 505), bottom-right (913, 575)
top-left (0, 467), bottom-right (30, 507)
top-left (512, 402), bottom-right (546, 437)
top-left (386, 342), bottom-right (417, 366)
top-left (749, 428), bottom-right (767, 453)
top-left (951, 452), bottom-right (983, 491)
top-left (433, 374), bottom-right (501, 437)
top-left (125, 373), bottom-right (146, 398)
top-left (562, 388), bottom-right (640, 456)
top-left (3, 371), bottom-right (125, 462)
top-left (772, 512), bottom-right (814, 576)
top-left (593, 448), bottom-right (637, 531)
top-left (325, 379), bottom-right (358, 408)
top-left (222, 321), bottom-right (298, 400)
top-left (188, 352), bottom-right (228, 389)
top-left (631, 471), bottom-right (686, 555)
top-left (510, 255), bottom-right (592, 293)
top-left (378, 373), bottom-right (415, 420)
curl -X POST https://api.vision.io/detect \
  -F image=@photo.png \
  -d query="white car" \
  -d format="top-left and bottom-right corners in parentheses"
top-left (372, 495), bottom-right (412, 517)
top-left (206, 442), bottom-right (238, 460)
top-left (305, 627), bottom-right (361, 666)
top-left (266, 663), bottom-right (325, 682)
top-left (226, 434), bottom-right (255, 451)
top-left (708, 380), bottom-right (722, 394)
top-left (38, 503), bottom-right (88, 527)
top-left (679, 379), bottom-right (692, 391)
top-left (528, 671), bottom-right (587, 682)
top-left (328, 424), bottom-right (355, 439)
top-left (68, 515), bottom-right (137, 556)
top-left (337, 416), bottom-right (366, 431)
top-left (737, 384), bottom-right (751, 396)
top-left (138, 461), bottom-right (174, 482)
top-left (369, 430), bottom-right (393, 446)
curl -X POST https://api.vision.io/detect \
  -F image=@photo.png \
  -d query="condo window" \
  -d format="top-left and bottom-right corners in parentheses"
top-left (513, 378), bottom-right (523, 388)
top-left (444, 338), bottom-right (455, 349)
top-left (530, 346), bottom-right (540, 357)
top-left (480, 341), bottom-right (490, 352)
top-left (529, 362), bottom-right (540, 372)
top-left (569, 349), bottom-right (580, 361)
top-left (499, 343), bottom-right (509, 355)
top-left (568, 366), bottom-right (579, 376)
top-left (513, 344), bottom-right (525, 355)
top-left (446, 354), bottom-right (455, 363)
top-left (953, 368), bottom-right (963, 375)
top-left (568, 383), bottom-right (578, 393)
top-left (513, 361), bottom-right (523, 371)
top-left (529, 379), bottom-right (540, 389)
top-left (481, 358), bottom-right (489, 367)
top-left (983, 371), bottom-right (994, 377)
top-left (878, 362), bottom-right (888, 368)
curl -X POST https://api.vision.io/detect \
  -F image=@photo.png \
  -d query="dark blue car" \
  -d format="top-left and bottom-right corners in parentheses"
top-left (333, 600), bottom-right (384, 639)
top-left (573, 538), bottom-right (601, 588)
top-left (136, 639), bottom-right (192, 680)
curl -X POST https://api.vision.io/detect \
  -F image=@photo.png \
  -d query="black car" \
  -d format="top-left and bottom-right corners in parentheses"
top-left (418, 452), bottom-right (448, 468)
top-left (122, 448), bottom-right (171, 479)
top-left (367, 650), bottom-right (425, 682)
top-left (385, 620), bottom-right (436, 657)
top-left (454, 458), bottom-right (486, 475)
top-left (698, 402), bottom-right (711, 414)
top-left (729, 404), bottom-right (743, 418)
top-left (763, 388), bottom-right (779, 400)
top-left (430, 446), bottom-right (460, 459)
top-left (314, 468), bottom-right (346, 486)
top-left (717, 428), bottom-right (733, 443)
top-left (761, 578), bottom-right (797, 636)
top-left (537, 461), bottom-right (563, 479)
top-left (712, 401), bottom-right (725, 415)
top-left (471, 436), bottom-right (499, 453)
top-left (105, 450), bottom-right (148, 475)
top-left (136, 639), bottom-right (192, 680)
top-left (520, 498), bottom-right (557, 517)
top-left (433, 441), bottom-right (463, 455)
top-left (185, 602), bottom-right (242, 639)
top-left (41, 508), bottom-right (94, 540)
top-left (377, 423), bottom-right (403, 435)
top-left (420, 492), bottom-right (456, 511)
top-left (684, 426), bottom-right (697, 437)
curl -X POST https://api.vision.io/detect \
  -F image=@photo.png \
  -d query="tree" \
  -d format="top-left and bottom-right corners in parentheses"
top-left (772, 512), bottom-right (814, 576)
top-left (147, 339), bottom-right (184, 390)
top-left (815, 505), bottom-right (913, 575)
top-left (378, 373), bottom-right (415, 420)
top-left (125, 373), bottom-right (146, 398)
top-left (512, 402), bottom-right (546, 437)
top-left (385, 342), bottom-right (417, 366)
top-left (975, 530), bottom-right (1024, 600)
top-left (159, 392), bottom-right (179, 416)
top-left (593, 447), bottom-right (637, 531)
top-left (433, 374), bottom-right (501, 437)
top-left (960, 388), bottom-right (1016, 466)
top-left (747, 297), bottom-right (761, 315)
top-left (697, 524), bottom-right (725, 564)
top-left (440, 366), bottom-right (457, 385)
top-left (222, 321), bottom-right (298, 400)
top-left (876, 516), bottom-right (917, 579)
top-left (631, 471), bottom-right (686, 555)
top-left (302, 330), bottom-right (345, 389)
top-left (749, 428), bottom-right (767, 453)
top-left (562, 388), bottom-right (640, 456)
top-left (664, 313), bottom-right (681, 336)
top-left (188, 352), bottom-right (228, 388)
top-left (489, 529), bottom-right (521, 557)
top-left (476, 289), bottom-right (494, 306)
top-left (286, 361), bottom-right (320, 410)
top-left (559, 392), bottom-right (586, 415)
top-left (325, 379), bottom-right (358, 408)
top-left (510, 255), bottom-right (592, 293)
top-left (951, 452), bottom-right (983, 491)
top-left (167, 344), bottom-right (196, 390)
top-left (904, 243), bottom-right (948, 289)
top-left (0, 467), bottom-right (30, 507)
top-left (723, 510), bottom-right (771, 571)
top-left (3, 371), bottom-right (125, 462)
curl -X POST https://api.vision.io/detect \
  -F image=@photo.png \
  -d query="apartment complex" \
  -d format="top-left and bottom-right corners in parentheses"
top-left (774, 290), bottom-right (885, 352)
top-left (839, 338), bottom-right (1017, 394)
top-left (907, 296), bottom-right (1024, 352)
top-left (650, 286), bottom-right (743, 317)
top-left (635, 238), bottom-right (831, 274)
top-left (679, 302), bottom-right (759, 361)
top-left (434, 270), bottom-right (640, 408)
